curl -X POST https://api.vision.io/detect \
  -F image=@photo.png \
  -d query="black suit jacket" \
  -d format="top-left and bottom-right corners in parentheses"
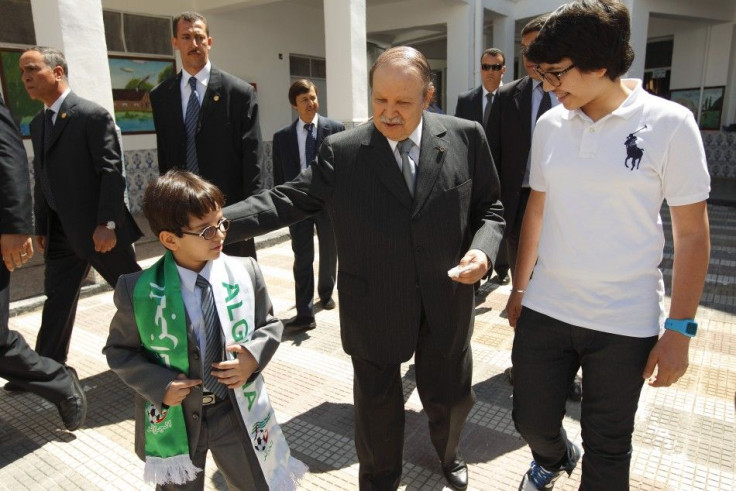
top-left (454, 86), bottom-right (484, 125)
top-left (151, 67), bottom-right (263, 204)
top-left (0, 95), bottom-right (32, 240)
top-left (225, 112), bottom-right (504, 364)
top-left (487, 76), bottom-right (533, 234)
top-left (272, 115), bottom-right (345, 185)
top-left (29, 92), bottom-right (142, 258)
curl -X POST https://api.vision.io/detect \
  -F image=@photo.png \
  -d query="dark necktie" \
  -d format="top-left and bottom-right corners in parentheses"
top-left (483, 92), bottom-right (493, 127)
top-left (536, 90), bottom-right (551, 122)
top-left (196, 275), bottom-right (228, 400)
top-left (398, 139), bottom-right (416, 198)
top-left (184, 77), bottom-right (200, 173)
top-left (305, 123), bottom-right (317, 166)
top-left (41, 109), bottom-right (57, 210)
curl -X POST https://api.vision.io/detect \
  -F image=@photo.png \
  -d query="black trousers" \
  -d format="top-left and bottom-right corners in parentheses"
top-left (289, 211), bottom-right (336, 317)
top-left (0, 264), bottom-right (72, 404)
top-left (352, 320), bottom-right (474, 490)
top-left (512, 308), bottom-right (657, 490)
top-left (507, 187), bottom-right (531, 276)
top-left (35, 211), bottom-right (140, 363)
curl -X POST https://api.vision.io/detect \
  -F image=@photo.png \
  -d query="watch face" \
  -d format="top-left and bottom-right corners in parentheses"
top-left (685, 322), bottom-right (697, 335)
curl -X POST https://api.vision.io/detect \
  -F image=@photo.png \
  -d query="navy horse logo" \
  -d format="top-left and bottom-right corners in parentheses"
top-left (624, 125), bottom-right (647, 170)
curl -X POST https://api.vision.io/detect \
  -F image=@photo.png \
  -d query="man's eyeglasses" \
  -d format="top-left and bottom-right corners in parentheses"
top-left (180, 218), bottom-right (231, 240)
top-left (534, 64), bottom-right (576, 88)
top-left (481, 63), bottom-right (504, 72)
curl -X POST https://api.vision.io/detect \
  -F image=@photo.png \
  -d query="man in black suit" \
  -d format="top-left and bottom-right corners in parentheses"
top-left (272, 79), bottom-right (343, 330)
top-left (0, 93), bottom-right (86, 430)
top-left (151, 11), bottom-right (263, 259)
top-left (17, 47), bottom-right (141, 367)
top-left (456, 48), bottom-right (509, 284)
top-left (224, 47), bottom-right (504, 490)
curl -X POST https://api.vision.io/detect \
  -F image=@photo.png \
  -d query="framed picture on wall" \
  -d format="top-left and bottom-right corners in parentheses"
top-left (669, 86), bottom-right (725, 131)
top-left (0, 48), bottom-right (44, 137)
top-left (108, 55), bottom-right (175, 134)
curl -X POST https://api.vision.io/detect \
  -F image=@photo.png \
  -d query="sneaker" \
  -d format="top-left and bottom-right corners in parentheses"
top-left (518, 442), bottom-right (581, 490)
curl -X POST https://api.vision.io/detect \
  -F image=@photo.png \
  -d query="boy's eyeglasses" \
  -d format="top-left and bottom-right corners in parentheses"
top-left (180, 218), bottom-right (231, 240)
top-left (481, 63), bottom-right (504, 72)
top-left (534, 64), bottom-right (576, 87)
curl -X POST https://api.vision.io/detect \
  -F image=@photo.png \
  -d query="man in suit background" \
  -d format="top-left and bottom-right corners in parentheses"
top-left (223, 46), bottom-right (505, 490)
top-left (15, 47), bottom-right (141, 369)
top-left (0, 93), bottom-right (86, 429)
top-left (151, 11), bottom-right (263, 259)
top-left (455, 48), bottom-right (509, 285)
top-left (487, 17), bottom-right (581, 400)
top-left (272, 79), bottom-right (343, 331)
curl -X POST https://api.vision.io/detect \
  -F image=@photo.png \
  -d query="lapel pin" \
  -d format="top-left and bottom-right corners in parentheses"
top-left (213, 95), bottom-right (220, 102)
top-left (437, 146), bottom-right (445, 153)
top-left (61, 112), bottom-right (68, 119)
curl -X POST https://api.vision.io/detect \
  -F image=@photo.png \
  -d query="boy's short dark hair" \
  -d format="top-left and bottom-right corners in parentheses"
top-left (288, 79), bottom-right (317, 106)
top-left (143, 170), bottom-right (224, 236)
top-left (525, 0), bottom-right (634, 81)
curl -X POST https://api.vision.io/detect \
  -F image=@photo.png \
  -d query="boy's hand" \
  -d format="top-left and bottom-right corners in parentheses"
top-left (212, 344), bottom-right (259, 389)
top-left (162, 373), bottom-right (202, 406)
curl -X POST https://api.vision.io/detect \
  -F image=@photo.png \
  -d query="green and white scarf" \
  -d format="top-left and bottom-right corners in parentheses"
top-left (133, 251), bottom-right (307, 488)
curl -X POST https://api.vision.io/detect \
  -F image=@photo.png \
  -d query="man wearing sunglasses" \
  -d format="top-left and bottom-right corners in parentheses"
top-left (455, 48), bottom-right (509, 285)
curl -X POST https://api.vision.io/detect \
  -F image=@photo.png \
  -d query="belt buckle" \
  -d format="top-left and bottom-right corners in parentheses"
top-left (202, 392), bottom-right (216, 406)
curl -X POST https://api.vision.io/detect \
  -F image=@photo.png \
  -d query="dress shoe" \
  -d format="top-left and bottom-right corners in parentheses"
top-left (57, 367), bottom-right (87, 431)
top-left (504, 366), bottom-right (514, 385)
top-left (3, 382), bottom-right (25, 393)
top-left (284, 316), bottom-right (317, 331)
top-left (321, 298), bottom-right (336, 310)
top-left (494, 274), bottom-right (511, 285)
top-left (442, 456), bottom-right (468, 490)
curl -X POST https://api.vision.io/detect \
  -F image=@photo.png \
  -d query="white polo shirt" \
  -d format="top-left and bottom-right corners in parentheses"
top-left (523, 79), bottom-right (710, 338)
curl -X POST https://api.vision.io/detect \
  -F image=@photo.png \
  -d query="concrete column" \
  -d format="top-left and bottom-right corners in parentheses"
top-left (493, 15), bottom-right (516, 85)
top-left (30, 0), bottom-right (115, 118)
top-left (446, 1), bottom-right (475, 115)
top-left (324, 0), bottom-right (368, 125)
top-left (622, 0), bottom-right (648, 79)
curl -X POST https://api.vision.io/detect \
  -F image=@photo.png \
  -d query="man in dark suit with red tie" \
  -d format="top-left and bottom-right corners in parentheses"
top-left (272, 79), bottom-right (344, 331)
top-left (224, 47), bottom-right (505, 490)
top-left (17, 46), bottom-right (141, 368)
top-left (151, 11), bottom-right (263, 258)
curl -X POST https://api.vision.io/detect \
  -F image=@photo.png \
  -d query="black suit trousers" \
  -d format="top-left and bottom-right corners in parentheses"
top-left (0, 265), bottom-right (72, 403)
top-left (351, 318), bottom-right (474, 490)
top-left (289, 211), bottom-right (337, 317)
top-left (35, 211), bottom-right (140, 363)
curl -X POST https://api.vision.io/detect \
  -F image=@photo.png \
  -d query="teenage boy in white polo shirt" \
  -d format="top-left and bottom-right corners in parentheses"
top-left (505, 1), bottom-right (711, 490)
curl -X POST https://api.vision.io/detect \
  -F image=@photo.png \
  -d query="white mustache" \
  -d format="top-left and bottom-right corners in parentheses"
top-left (379, 116), bottom-right (404, 125)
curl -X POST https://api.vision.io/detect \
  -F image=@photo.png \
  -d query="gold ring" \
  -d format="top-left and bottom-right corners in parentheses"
top-left (20, 253), bottom-right (28, 257)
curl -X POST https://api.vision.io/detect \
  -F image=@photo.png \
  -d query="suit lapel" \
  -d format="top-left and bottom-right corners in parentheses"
top-left (288, 119), bottom-right (300, 175)
top-left (414, 113), bottom-right (448, 214)
top-left (516, 77), bottom-right (533, 149)
top-left (471, 87), bottom-right (484, 125)
top-left (168, 73), bottom-right (186, 133)
top-left (363, 125), bottom-right (413, 210)
top-left (30, 112), bottom-right (44, 163)
top-left (199, 68), bottom-right (222, 131)
top-left (47, 93), bottom-right (75, 151)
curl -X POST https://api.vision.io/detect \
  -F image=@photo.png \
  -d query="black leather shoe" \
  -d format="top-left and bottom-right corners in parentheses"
top-left (3, 382), bottom-right (25, 393)
top-left (58, 367), bottom-right (87, 431)
top-left (284, 316), bottom-right (317, 331)
top-left (494, 274), bottom-right (511, 285)
top-left (442, 456), bottom-right (468, 490)
top-left (321, 298), bottom-right (336, 310)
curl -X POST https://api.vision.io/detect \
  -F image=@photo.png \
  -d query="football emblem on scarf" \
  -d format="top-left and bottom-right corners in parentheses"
top-left (253, 428), bottom-right (269, 451)
top-left (147, 404), bottom-right (168, 424)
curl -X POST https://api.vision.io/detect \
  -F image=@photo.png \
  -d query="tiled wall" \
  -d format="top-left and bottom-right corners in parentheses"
top-left (703, 131), bottom-right (736, 179)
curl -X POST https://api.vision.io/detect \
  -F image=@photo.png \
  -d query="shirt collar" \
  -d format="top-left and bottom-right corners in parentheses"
top-left (300, 113), bottom-right (320, 130)
top-left (46, 87), bottom-right (71, 114)
top-left (562, 78), bottom-right (643, 122)
top-left (387, 117), bottom-right (423, 154)
top-left (181, 60), bottom-right (212, 89)
top-left (176, 259), bottom-right (214, 293)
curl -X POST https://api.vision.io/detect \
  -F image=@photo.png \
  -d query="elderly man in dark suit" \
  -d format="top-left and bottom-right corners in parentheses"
top-left (224, 46), bottom-right (504, 490)
top-left (272, 79), bottom-right (344, 330)
top-left (16, 46), bottom-right (141, 368)
top-left (0, 94), bottom-right (86, 430)
top-left (151, 11), bottom-right (263, 259)
top-left (456, 47), bottom-right (509, 285)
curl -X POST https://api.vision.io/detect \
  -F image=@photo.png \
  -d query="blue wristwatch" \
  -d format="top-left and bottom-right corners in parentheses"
top-left (664, 318), bottom-right (697, 338)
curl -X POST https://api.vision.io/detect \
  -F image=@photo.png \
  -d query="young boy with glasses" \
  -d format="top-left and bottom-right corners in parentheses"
top-left (506, 1), bottom-right (710, 489)
top-left (104, 170), bottom-right (306, 490)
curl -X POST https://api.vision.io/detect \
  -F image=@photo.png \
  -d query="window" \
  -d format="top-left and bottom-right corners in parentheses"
top-left (0, 0), bottom-right (35, 45)
top-left (289, 54), bottom-right (326, 79)
top-left (103, 10), bottom-right (172, 56)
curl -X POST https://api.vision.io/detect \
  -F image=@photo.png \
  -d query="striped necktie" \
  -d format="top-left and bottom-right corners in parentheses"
top-left (185, 76), bottom-right (201, 173)
top-left (196, 275), bottom-right (228, 400)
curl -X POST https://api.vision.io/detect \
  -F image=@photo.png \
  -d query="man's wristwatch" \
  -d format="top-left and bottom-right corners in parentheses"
top-left (104, 221), bottom-right (116, 230)
top-left (664, 318), bottom-right (697, 338)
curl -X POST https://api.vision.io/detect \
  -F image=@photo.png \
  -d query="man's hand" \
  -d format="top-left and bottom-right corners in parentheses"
top-left (642, 330), bottom-right (691, 387)
top-left (449, 249), bottom-right (489, 284)
top-left (93, 225), bottom-right (117, 253)
top-left (212, 344), bottom-right (259, 389)
top-left (1, 234), bottom-right (33, 272)
top-left (34, 235), bottom-right (46, 254)
top-left (162, 373), bottom-right (202, 406)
